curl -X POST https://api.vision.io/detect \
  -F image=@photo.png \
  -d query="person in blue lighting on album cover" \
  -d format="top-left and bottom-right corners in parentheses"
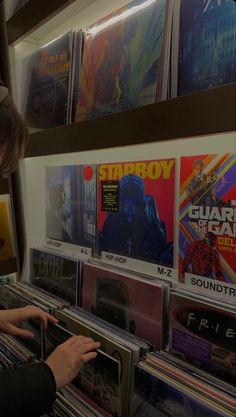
top-left (100, 173), bottom-right (173, 266)
top-left (0, 84), bottom-right (100, 417)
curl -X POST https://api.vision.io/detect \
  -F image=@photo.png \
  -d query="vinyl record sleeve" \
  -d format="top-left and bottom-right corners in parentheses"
top-left (30, 247), bottom-right (80, 305)
top-left (54, 308), bottom-right (134, 417)
top-left (97, 159), bottom-right (175, 267)
top-left (46, 164), bottom-right (96, 249)
top-left (169, 291), bottom-right (236, 386)
top-left (176, 0), bottom-right (236, 96)
top-left (21, 31), bottom-right (77, 129)
top-left (82, 263), bottom-right (164, 348)
top-left (76, 0), bottom-right (173, 121)
top-left (179, 153), bottom-right (236, 286)
top-left (45, 323), bottom-right (122, 417)
top-left (134, 363), bottom-right (231, 417)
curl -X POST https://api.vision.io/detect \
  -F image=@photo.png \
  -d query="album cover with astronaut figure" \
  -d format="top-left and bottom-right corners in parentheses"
top-left (82, 263), bottom-right (164, 348)
top-left (97, 159), bottom-right (175, 267)
top-left (169, 291), bottom-right (236, 386)
top-left (76, 0), bottom-right (173, 121)
top-left (179, 153), bottom-right (236, 285)
top-left (46, 164), bottom-right (96, 249)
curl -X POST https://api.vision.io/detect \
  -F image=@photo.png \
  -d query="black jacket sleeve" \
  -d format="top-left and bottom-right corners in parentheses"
top-left (0, 361), bottom-right (56, 417)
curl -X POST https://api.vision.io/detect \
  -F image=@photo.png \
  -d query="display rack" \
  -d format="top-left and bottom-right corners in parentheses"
top-left (0, 2), bottom-right (235, 415)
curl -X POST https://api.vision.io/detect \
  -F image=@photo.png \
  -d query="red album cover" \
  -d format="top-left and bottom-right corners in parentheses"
top-left (97, 159), bottom-right (175, 267)
top-left (179, 154), bottom-right (236, 285)
top-left (82, 263), bottom-right (164, 348)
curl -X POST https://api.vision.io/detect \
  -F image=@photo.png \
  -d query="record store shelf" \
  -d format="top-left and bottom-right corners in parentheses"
top-left (26, 82), bottom-right (236, 158)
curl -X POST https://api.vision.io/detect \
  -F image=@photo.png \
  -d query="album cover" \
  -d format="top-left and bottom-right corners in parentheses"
top-left (46, 164), bottom-right (96, 248)
top-left (76, 0), bottom-right (173, 121)
top-left (169, 291), bottom-right (236, 386)
top-left (45, 323), bottom-right (122, 417)
top-left (30, 247), bottom-right (80, 305)
top-left (54, 308), bottom-right (134, 417)
top-left (135, 364), bottom-right (227, 417)
top-left (82, 263), bottom-right (164, 348)
top-left (176, 0), bottom-right (236, 96)
top-left (179, 153), bottom-right (236, 285)
top-left (21, 30), bottom-right (82, 129)
top-left (0, 196), bottom-right (14, 262)
top-left (97, 159), bottom-right (175, 266)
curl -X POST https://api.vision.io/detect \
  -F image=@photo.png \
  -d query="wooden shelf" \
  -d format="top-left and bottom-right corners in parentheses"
top-left (0, 258), bottom-right (17, 276)
top-left (6, 0), bottom-right (76, 45)
top-left (26, 83), bottom-right (236, 158)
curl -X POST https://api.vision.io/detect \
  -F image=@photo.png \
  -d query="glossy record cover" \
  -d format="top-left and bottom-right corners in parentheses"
top-left (54, 308), bottom-right (132, 417)
top-left (134, 364), bottom-right (226, 417)
top-left (22, 31), bottom-right (75, 129)
top-left (82, 263), bottom-right (164, 348)
top-left (30, 248), bottom-right (80, 305)
top-left (169, 292), bottom-right (236, 386)
top-left (46, 164), bottom-right (96, 249)
top-left (45, 323), bottom-right (122, 417)
top-left (76, 0), bottom-right (172, 121)
top-left (97, 159), bottom-right (175, 266)
top-left (177, 0), bottom-right (236, 95)
top-left (179, 153), bottom-right (236, 284)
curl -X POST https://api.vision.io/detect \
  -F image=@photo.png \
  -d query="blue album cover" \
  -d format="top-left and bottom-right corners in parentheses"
top-left (178, 0), bottom-right (236, 95)
top-left (46, 164), bottom-right (96, 249)
top-left (135, 366), bottom-right (225, 417)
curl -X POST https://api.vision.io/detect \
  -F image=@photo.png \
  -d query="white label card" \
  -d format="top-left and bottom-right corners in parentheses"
top-left (101, 251), bottom-right (178, 282)
top-left (45, 239), bottom-right (92, 259)
top-left (185, 273), bottom-right (236, 305)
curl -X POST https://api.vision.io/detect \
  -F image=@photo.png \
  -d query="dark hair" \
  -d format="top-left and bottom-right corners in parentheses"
top-left (0, 92), bottom-right (28, 176)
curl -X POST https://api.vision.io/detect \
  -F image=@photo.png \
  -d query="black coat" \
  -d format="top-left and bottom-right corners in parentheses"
top-left (0, 361), bottom-right (56, 417)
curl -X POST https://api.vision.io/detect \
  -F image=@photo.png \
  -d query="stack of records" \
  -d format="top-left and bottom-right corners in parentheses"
top-left (6, 281), bottom-right (70, 313)
top-left (45, 323), bottom-right (120, 416)
top-left (134, 352), bottom-right (236, 417)
top-left (168, 289), bottom-right (236, 387)
top-left (52, 385), bottom-right (113, 417)
top-left (0, 284), bottom-right (45, 359)
top-left (0, 334), bottom-right (36, 369)
top-left (53, 307), bottom-right (152, 417)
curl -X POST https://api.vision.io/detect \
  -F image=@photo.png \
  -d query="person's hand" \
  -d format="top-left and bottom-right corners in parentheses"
top-left (0, 305), bottom-right (58, 338)
top-left (45, 335), bottom-right (100, 390)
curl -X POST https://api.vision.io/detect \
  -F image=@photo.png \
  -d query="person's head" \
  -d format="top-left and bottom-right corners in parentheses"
top-left (205, 231), bottom-right (217, 247)
top-left (0, 86), bottom-right (28, 176)
top-left (192, 159), bottom-right (204, 178)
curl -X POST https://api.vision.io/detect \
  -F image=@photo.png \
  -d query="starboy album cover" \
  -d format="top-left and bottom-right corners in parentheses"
top-left (97, 159), bottom-right (175, 267)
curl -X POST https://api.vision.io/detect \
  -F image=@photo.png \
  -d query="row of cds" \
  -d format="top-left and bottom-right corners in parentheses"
top-left (0, 252), bottom-right (235, 416)
top-left (19, 0), bottom-right (236, 129)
